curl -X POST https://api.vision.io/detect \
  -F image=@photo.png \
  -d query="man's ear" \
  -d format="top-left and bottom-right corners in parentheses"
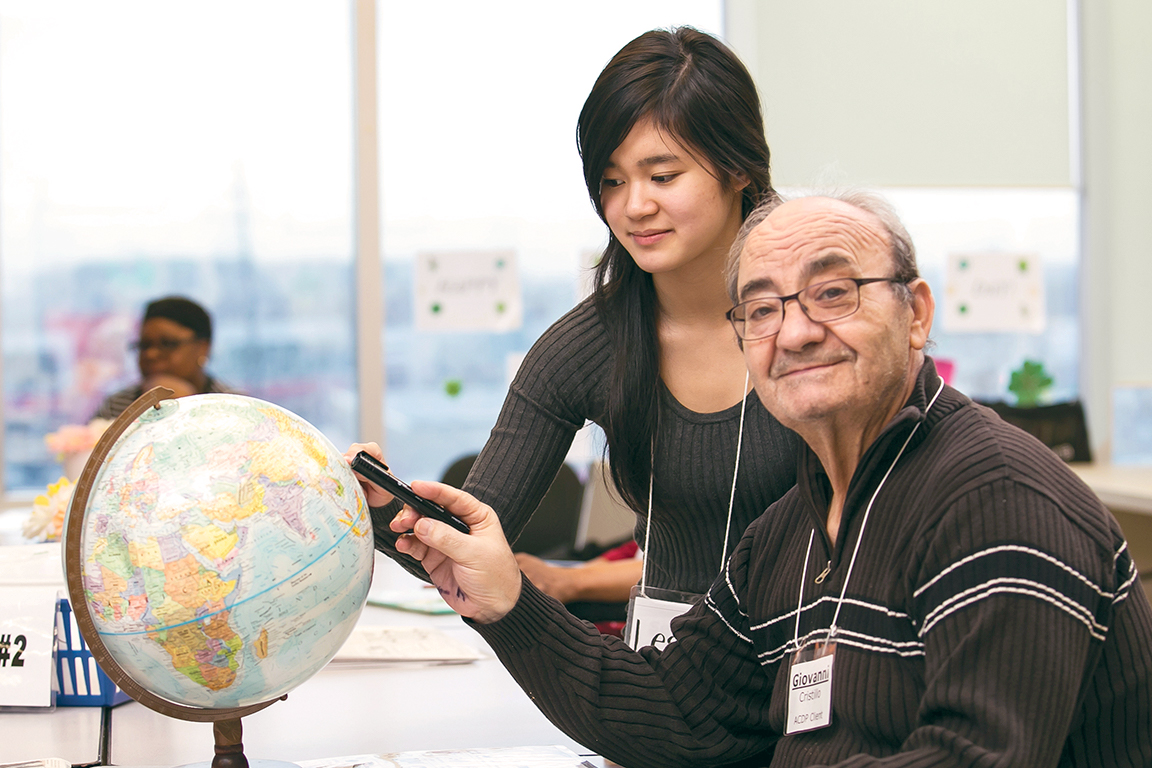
top-left (907, 279), bottom-right (934, 351)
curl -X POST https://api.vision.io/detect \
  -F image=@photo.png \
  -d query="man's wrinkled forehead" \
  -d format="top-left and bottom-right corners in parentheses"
top-left (738, 198), bottom-right (890, 299)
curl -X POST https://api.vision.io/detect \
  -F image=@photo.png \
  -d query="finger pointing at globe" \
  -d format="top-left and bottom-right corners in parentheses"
top-left (344, 441), bottom-right (396, 507)
top-left (392, 481), bottom-right (522, 625)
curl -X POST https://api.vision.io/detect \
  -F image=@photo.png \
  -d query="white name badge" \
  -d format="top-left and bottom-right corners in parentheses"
top-left (623, 585), bottom-right (700, 651)
top-left (785, 640), bottom-right (836, 734)
top-left (0, 585), bottom-right (61, 708)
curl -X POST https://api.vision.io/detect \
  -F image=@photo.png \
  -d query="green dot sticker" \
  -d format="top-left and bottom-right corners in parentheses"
top-left (444, 379), bottom-right (463, 397)
top-left (431, 303), bottom-right (442, 314)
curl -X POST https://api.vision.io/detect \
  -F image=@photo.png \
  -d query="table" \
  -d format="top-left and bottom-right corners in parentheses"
top-left (1069, 462), bottom-right (1152, 516)
top-left (0, 553), bottom-right (598, 767)
top-left (1070, 462), bottom-right (1152, 579)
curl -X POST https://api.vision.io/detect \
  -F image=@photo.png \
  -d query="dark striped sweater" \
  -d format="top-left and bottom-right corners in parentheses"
top-left (475, 359), bottom-right (1152, 767)
top-left (93, 375), bottom-right (237, 420)
top-left (374, 296), bottom-right (799, 594)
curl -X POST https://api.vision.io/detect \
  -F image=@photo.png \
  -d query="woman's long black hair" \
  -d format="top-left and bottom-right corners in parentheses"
top-left (577, 27), bottom-right (775, 513)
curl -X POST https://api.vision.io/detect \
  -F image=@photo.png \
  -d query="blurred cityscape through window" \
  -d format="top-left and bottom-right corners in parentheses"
top-left (1, 1), bottom-right (357, 491)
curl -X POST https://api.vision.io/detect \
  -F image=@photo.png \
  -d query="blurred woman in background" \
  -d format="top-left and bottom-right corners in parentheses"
top-left (95, 295), bottom-right (236, 419)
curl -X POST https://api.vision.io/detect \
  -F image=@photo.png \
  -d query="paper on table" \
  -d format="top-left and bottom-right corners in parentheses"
top-left (298, 745), bottom-right (596, 768)
top-left (0, 759), bottom-right (72, 768)
top-left (0, 543), bottom-right (66, 586)
top-left (366, 587), bottom-right (456, 615)
top-left (331, 625), bottom-right (483, 664)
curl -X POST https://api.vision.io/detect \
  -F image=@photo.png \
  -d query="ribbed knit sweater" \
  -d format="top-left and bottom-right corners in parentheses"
top-left (373, 297), bottom-right (800, 594)
top-left (474, 359), bottom-right (1152, 767)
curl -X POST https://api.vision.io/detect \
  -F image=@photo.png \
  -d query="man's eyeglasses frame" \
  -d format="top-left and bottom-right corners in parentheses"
top-left (726, 276), bottom-right (910, 341)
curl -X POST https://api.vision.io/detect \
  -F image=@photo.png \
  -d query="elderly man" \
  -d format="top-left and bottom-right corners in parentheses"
top-left (379, 192), bottom-right (1152, 767)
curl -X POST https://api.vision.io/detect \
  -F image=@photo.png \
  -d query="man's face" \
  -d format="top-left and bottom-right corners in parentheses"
top-left (734, 197), bottom-right (931, 432)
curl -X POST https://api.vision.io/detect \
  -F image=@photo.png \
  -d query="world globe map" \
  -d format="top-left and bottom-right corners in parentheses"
top-left (71, 393), bottom-right (374, 709)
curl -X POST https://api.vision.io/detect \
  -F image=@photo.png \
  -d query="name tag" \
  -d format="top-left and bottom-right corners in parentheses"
top-left (623, 586), bottom-right (700, 651)
top-left (785, 640), bottom-right (835, 734)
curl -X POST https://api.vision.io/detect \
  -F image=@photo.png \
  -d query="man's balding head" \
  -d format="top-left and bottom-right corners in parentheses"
top-left (726, 190), bottom-right (919, 305)
top-left (726, 193), bottom-right (934, 441)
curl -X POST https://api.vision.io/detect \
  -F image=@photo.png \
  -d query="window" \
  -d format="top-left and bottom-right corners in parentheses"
top-left (0, 1), bottom-right (723, 497)
top-left (377, 2), bottom-right (723, 482)
top-left (1, 2), bottom-right (357, 492)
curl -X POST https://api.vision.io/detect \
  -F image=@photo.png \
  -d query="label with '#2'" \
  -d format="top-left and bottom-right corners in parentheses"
top-left (0, 585), bottom-right (60, 708)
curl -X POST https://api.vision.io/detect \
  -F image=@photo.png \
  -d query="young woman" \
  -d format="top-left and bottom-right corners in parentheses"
top-left (352, 27), bottom-right (798, 606)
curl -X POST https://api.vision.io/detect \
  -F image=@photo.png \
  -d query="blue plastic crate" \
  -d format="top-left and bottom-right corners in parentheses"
top-left (54, 598), bottom-right (132, 707)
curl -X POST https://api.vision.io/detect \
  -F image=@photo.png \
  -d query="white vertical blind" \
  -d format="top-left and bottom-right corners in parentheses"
top-left (731, 0), bottom-right (1072, 188)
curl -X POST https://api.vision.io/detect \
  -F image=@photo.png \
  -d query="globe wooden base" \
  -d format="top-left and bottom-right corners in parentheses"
top-left (214, 718), bottom-right (248, 768)
top-left (169, 717), bottom-right (299, 768)
top-left (160, 716), bottom-right (298, 768)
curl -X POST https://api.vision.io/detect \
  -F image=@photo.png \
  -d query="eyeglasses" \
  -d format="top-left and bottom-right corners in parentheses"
top-left (129, 338), bottom-right (198, 354)
top-left (726, 276), bottom-right (909, 341)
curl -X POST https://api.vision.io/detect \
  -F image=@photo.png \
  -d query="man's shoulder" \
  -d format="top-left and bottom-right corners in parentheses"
top-left (931, 398), bottom-right (1092, 487)
top-left (743, 486), bottom-right (808, 544)
top-left (918, 398), bottom-right (1116, 546)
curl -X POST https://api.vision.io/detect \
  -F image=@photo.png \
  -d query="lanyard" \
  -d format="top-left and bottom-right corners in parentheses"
top-left (639, 370), bottom-right (750, 597)
top-left (794, 377), bottom-right (945, 645)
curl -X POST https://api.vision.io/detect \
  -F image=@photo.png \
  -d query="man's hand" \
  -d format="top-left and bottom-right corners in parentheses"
top-left (392, 481), bottom-right (522, 624)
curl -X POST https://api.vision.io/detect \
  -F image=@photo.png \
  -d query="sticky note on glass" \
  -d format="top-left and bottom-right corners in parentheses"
top-left (415, 250), bottom-right (522, 332)
top-left (944, 252), bottom-right (1045, 333)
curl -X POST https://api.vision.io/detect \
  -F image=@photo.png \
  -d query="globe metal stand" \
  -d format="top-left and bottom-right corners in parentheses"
top-left (64, 387), bottom-right (289, 768)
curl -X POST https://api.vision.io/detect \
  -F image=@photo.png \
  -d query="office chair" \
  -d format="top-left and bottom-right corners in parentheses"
top-left (979, 399), bottom-right (1092, 463)
top-left (440, 453), bottom-right (585, 560)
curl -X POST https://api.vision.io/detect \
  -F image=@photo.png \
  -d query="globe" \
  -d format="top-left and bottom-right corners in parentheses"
top-left (65, 390), bottom-right (374, 713)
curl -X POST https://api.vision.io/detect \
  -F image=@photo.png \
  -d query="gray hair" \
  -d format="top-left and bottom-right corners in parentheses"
top-left (724, 188), bottom-right (919, 304)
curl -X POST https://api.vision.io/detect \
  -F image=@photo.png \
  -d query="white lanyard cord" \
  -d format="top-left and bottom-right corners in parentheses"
top-left (720, 370), bottom-right (750, 567)
top-left (795, 529), bottom-right (816, 644)
top-left (827, 377), bottom-right (945, 636)
top-left (640, 371), bottom-right (749, 596)
top-left (640, 440), bottom-right (655, 597)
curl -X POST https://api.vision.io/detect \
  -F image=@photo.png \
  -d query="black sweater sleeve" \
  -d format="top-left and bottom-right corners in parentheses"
top-left (474, 534), bottom-right (780, 768)
top-left (462, 299), bottom-right (610, 547)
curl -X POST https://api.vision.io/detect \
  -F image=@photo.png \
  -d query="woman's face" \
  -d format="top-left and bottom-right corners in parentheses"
top-left (135, 317), bottom-right (209, 385)
top-left (600, 118), bottom-right (745, 278)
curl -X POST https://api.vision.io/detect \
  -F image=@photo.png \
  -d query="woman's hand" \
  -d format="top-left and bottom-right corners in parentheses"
top-left (343, 442), bottom-right (396, 507)
top-left (392, 481), bottom-right (522, 624)
top-left (515, 552), bottom-right (641, 604)
top-left (515, 553), bottom-right (581, 603)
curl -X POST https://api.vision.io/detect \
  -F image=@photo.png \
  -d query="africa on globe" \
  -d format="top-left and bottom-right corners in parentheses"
top-left (70, 392), bottom-right (374, 710)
